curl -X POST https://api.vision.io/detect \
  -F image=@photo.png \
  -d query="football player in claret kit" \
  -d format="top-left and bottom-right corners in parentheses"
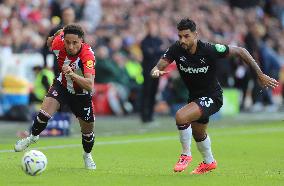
top-left (15, 24), bottom-right (97, 170)
top-left (151, 18), bottom-right (278, 174)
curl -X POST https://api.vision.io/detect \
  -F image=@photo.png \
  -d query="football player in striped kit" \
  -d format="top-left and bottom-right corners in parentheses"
top-left (15, 24), bottom-right (97, 170)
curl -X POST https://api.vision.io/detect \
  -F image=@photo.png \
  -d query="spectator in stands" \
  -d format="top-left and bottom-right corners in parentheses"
top-left (140, 20), bottom-right (163, 123)
top-left (125, 51), bottom-right (144, 112)
top-left (112, 52), bottom-right (133, 114)
top-left (29, 65), bottom-right (54, 104)
top-left (95, 46), bottom-right (132, 115)
top-left (251, 36), bottom-right (281, 112)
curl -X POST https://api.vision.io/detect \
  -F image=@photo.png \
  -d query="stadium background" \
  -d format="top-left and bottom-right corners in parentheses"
top-left (0, 0), bottom-right (283, 185)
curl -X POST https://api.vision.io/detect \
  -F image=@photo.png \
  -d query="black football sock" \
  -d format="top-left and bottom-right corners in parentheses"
top-left (31, 110), bottom-right (51, 136)
top-left (82, 132), bottom-right (95, 153)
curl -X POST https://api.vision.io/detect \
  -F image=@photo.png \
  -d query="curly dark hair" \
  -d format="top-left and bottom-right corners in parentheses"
top-left (63, 24), bottom-right (84, 38)
top-left (177, 18), bottom-right (196, 32)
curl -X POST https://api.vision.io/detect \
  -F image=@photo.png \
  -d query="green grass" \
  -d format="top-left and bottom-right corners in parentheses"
top-left (0, 117), bottom-right (283, 186)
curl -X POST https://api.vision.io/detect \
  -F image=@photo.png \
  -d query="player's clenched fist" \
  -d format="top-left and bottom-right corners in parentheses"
top-left (62, 64), bottom-right (73, 76)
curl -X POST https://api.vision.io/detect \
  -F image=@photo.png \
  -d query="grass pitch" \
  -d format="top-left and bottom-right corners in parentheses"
top-left (0, 116), bottom-right (283, 186)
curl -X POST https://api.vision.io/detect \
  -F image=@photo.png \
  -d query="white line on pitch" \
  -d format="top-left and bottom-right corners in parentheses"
top-left (1, 127), bottom-right (284, 153)
top-left (0, 136), bottom-right (176, 153)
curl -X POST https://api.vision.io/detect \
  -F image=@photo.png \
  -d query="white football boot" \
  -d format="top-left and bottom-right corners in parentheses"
top-left (14, 134), bottom-right (39, 152)
top-left (83, 152), bottom-right (96, 170)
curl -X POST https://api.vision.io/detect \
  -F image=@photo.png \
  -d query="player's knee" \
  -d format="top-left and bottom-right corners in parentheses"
top-left (37, 110), bottom-right (51, 123)
top-left (176, 110), bottom-right (190, 124)
top-left (175, 110), bottom-right (184, 124)
top-left (82, 132), bottom-right (95, 142)
top-left (176, 123), bottom-right (191, 130)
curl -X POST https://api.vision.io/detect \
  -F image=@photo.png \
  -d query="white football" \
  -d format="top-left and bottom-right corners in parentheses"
top-left (21, 150), bottom-right (47, 176)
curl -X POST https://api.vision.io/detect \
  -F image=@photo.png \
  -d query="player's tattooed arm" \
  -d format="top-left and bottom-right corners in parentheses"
top-left (228, 45), bottom-right (278, 89)
top-left (151, 59), bottom-right (170, 78)
top-left (228, 46), bottom-right (262, 76)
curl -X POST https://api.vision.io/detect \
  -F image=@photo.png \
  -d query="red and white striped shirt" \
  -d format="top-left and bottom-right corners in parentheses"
top-left (52, 33), bottom-right (95, 94)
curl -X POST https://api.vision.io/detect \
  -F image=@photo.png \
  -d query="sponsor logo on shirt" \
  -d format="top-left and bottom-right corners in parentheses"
top-left (179, 56), bottom-right (186, 62)
top-left (179, 64), bottom-right (209, 74)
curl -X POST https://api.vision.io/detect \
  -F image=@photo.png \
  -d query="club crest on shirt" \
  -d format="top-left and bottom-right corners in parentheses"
top-left (86, 60), bottom-right (93, 69)
top-left (179, 56), bottom-right (186, 62)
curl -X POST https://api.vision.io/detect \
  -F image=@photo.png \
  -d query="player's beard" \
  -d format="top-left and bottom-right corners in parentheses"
top-left (181, 43), bottom-right (193, 51)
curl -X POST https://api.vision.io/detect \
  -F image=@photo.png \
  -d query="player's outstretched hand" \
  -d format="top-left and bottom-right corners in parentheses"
top-left (258, 73), bottom-right (279, 89)
top-left (151, 70), bottom-right (169, 78)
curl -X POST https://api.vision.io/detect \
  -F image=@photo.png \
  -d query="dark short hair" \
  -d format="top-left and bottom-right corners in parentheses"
top-left (63, 24), bottom-right (84, 38)
top-left (177, 18), bottom-right (196, 32)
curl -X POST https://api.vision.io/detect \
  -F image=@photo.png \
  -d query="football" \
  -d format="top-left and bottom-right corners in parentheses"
top-left (21, 150), bottom-right (47, 176)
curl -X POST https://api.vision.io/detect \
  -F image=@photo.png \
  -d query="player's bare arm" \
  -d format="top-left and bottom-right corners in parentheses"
top-left (151, 59), bottom-right (170, 78)
top-left (62, 64), bottom-right (94, 91)
top-left (228, 45), bottom-right (279, 89)
top-left (47, 29), bottom-right (63, 47)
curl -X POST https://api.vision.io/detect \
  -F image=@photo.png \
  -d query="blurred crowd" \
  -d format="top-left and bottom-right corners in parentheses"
top-left (0, 0), bottom-right (284, 119)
